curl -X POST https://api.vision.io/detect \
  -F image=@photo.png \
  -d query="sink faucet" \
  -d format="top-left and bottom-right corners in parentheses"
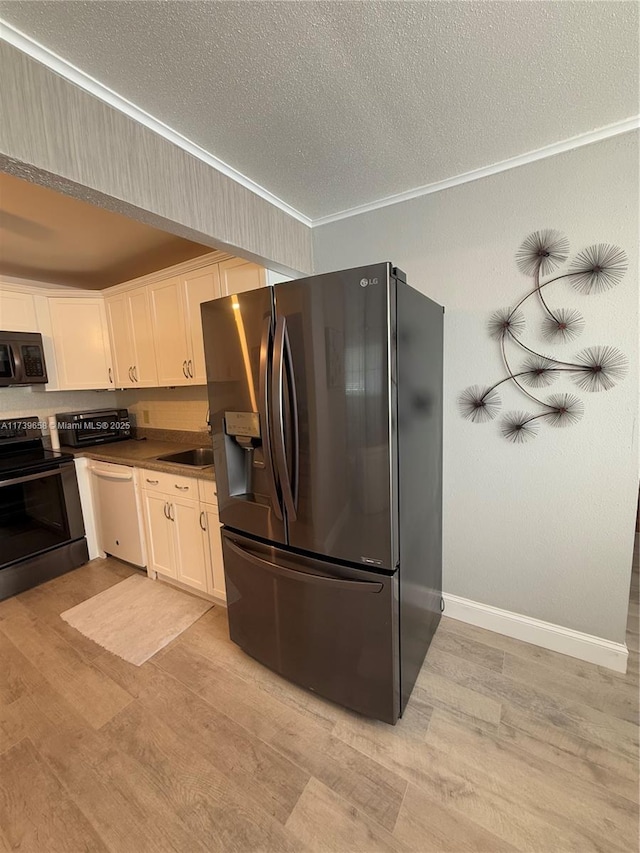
top-left (206, 407), bottom-right (212, 434)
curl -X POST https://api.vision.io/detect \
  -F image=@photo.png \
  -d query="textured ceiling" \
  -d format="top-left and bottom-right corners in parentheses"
top-left (1, 1), bottom-right (637, 220)
top-left (0, 173), bottom-right (209, 288)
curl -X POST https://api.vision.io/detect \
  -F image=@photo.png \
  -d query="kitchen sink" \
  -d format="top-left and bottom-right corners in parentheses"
top-left (156, 447), bottom-right (214, 467)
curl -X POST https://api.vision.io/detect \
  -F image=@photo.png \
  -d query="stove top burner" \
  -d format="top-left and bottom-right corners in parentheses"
top-left (0, 447), bottom-right (75, 479)
top-left (0, 415), bottom-right (74, 480)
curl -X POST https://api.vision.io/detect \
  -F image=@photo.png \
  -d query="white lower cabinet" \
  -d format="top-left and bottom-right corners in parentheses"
top-left (201, 503), bottom-right (225, 600)
top-left (140, 469), bottom-right (224, 600)
top-left (172, 496), bottom-right (208, 592)
top-left (143, 491), bottom-right (177, 579)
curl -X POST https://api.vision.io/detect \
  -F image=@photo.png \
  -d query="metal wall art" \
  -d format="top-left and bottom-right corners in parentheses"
top-left (459, 230), bottom-right (629, 443)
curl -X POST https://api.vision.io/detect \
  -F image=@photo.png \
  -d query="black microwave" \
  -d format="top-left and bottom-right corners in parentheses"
top-left (56, 408), bottom-right (132, 447)
top-left (0, 331), bottom-right (48, 387)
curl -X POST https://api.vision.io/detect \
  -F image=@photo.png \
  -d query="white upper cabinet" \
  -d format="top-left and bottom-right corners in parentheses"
top-left (0, 288), bottom-right (37, 331)
top-left (105, 293), bottom-right (134, 387)
top-left (148, 263), bottom-right (224, 386)
top-left (182, 266), bottom-right (220, 383)
top-left (106, 288), bottom-right (157, 387)
top-left (149, 276), bottom-right (191, 385)
top-left (218, 258), bottom-right (266, 296)
top-left (45, 297), bottom-right (113, 390)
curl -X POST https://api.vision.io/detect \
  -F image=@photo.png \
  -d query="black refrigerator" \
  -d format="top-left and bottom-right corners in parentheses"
top-left (201, 263), bottom-right (443, 724)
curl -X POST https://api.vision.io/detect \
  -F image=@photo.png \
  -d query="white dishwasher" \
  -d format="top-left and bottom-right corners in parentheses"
top-left (89, 461), bottom-right (146, 567)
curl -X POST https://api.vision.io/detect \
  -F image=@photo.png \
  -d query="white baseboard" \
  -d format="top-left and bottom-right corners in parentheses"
top-left (442, 593), bottom-right (628, 674)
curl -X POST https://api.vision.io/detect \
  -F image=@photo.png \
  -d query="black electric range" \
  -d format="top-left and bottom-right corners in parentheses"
top-left (0, 416), bottom-right (88, 600)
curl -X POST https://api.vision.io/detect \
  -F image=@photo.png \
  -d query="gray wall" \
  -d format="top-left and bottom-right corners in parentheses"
top-left (0, 42), bottom-right (312, 277)
top-left (314, 132), bottom-right (639, 644)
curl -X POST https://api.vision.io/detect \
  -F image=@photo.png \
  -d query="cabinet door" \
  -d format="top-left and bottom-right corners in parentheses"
top-left (172, 497), bottom-right (208, 592)
top-left (218, 259), bottom-right (266, 297)
top-left (105, 294), bottom-right (135, 387)
top-left (148, 277), bottom-right (190, 385)
top-left (183, 266), bottom-right (220, 384)
top-left (143, 492), bottom-right (176, 578)
top-left (203, 503), bottom-right (226, 600)
top-left (0, 289), bottom-right (37, 331)
top-left (128, 288), bottom-right (158, 386)
top-left (48, 298), bottom-right (113, 390)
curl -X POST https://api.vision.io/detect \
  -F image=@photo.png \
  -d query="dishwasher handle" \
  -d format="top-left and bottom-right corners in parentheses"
top-left (91, 465), bottom-right (133, 481)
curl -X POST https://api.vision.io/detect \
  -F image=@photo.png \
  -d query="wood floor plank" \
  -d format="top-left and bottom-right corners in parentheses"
top-left (0, 612), bottom-right (133, 729)
top-left (102, 699), bottom-right (306, 852)
top-left (425, 710), bottom-right (639, 852)
top-left (154, 639), bottom-right (409, 832)
top-left (0, 738), bottom-right (109, 853)
top-left (36, 723), bottom-right (214, 853)
top-left (285, 777), bottom-right (405, 853)
top-left (429, 627), bottom-right (505, 673)
top-left (502, 651), bottom-right (639, 724)
top-left (0, 698), bottom-right (30, 755)
top-left (96, 650), bottom-right (310, 824)
top-left (0, 631), bottom-right (44, 706)
top-left (0, 595), bottom-right (28, 623)
top-left (392, 781), bottom-right (518, 853)
top-left (421, 647), bottom-right (639, 759)
top-left (411, 669), bottom-right (502, 730)
top-left (338, 708), bottom-right (590, 851)
top-left (498, 708), bottom-right (639, 803)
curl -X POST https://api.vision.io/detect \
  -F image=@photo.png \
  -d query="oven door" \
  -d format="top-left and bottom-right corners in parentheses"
top-left (0, 462), bottom-right (85, 569)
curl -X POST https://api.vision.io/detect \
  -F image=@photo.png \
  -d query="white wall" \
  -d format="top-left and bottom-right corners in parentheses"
top-left (313, 132), bottom-right (639, 644)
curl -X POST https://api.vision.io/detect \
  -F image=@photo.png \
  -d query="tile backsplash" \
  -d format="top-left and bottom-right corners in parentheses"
top-left (0, 387), bottom-right (124, 430)
top-left (120, 386), bottom-right (209, 432)
top-left (0, 385), bottom-right (209, 434)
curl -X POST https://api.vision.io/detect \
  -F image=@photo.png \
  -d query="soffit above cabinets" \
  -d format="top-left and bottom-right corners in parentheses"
top-left (0, 173), bottom-right (211, 289)
top-left (1, 1), bottom-right (637, 220)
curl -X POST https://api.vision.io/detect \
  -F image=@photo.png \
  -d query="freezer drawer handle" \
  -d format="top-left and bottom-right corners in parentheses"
top-left (225, 539), bottom-right (383, 593)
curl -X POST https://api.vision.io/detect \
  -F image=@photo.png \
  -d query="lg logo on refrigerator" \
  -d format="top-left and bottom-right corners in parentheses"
top-left (359, 277), bottom-right (379, 287)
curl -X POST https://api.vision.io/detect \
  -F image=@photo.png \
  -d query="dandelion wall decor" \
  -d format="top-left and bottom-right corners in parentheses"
top-left (459, 230), bottom-right (629, 443)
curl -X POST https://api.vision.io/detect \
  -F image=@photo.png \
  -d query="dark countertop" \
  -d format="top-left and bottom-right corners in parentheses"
top-left (62, 439), bottom-right (216, 481)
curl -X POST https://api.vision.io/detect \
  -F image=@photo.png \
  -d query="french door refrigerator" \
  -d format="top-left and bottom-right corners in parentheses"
top-left (201, 263), bottom-right (443, 724)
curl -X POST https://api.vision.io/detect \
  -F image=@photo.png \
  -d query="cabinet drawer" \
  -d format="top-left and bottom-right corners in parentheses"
top-left (139, 468), bottom-right (196, 496)
top-left (198, 478), bottom-right (217, 505)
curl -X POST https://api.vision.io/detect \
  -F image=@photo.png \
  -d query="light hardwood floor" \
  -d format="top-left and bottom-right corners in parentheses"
top-left (0, 551), bottom-right (637, 853)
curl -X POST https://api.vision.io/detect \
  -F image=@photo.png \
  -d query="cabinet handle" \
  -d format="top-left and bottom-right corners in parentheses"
top-left (146, 478), bottom-right (159, 485)
top-left (188, 359), bottom-right (193, 378)
top-left (182, 360), bottom-right (189, 378)
top-left (199, 511), bottom-right (206, 531)
top-left (133, 365), bottom-right (138, 382)
top-left (168, 503), bottom-right (175, 521)
top-left (108, 367), bottom-right (113, 384)
top-left (163, 502), bottom-right (169, 519)
top-left (128, 366), bottom-right (134, 382)
top-left (174, 484), bottom-right (189, 491)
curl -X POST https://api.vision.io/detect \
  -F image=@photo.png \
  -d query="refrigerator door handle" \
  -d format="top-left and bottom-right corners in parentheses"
top-left (225, 538), bottom-right (383, 593)
top-left (260, 315), bottom-right (283, 521)
top-left (282, 316), bottom-right (299, 511)
top-left (272, 315), bottom-right (298, 521)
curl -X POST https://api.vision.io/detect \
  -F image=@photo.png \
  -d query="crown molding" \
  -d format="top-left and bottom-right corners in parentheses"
top-left (0, 20), bottom-right (313, 228)
top-left (2, 20), bottom-right (637, 231)
top-left (313, 116), bottom-right (640, 226)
